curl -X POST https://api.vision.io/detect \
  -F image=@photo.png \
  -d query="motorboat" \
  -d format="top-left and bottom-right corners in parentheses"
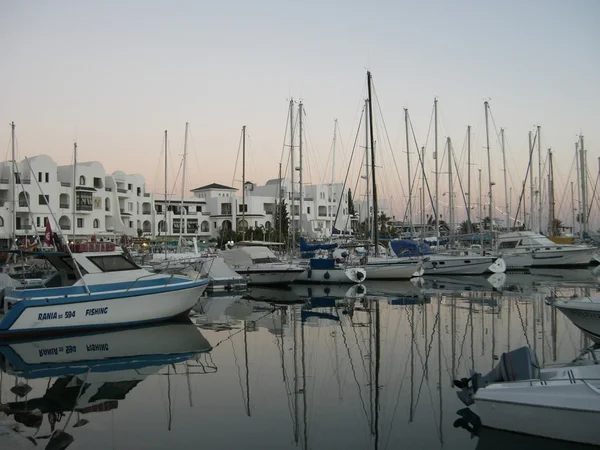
top-left (496, 231), bottom-right (595, 268)
top-left (389, 240), bottom-right (506, 275)
top-left (220, 245), bottom-right (305, 285)
top-left (0, 248), bottom-right (209, 338)
top-left (454, 345), bottom-right (600, 446)
top-left (552, 296), bottom-right (600, 343)
top-left (197, 256), bottom-right (247, 292)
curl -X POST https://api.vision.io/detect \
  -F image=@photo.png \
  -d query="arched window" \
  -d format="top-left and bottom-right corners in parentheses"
top-left (93, 219), bottom-right (100, 228)
top-left (222, 220), bottom-right (232, 231)
top-left (265, 221), bottom-right (272, 229)
top-left (105, 198), bottom-right (110, 211)
top-left (238, 219), bottom-right (248, 231)
top-left (0, 217), bottom-right (4, 227)
top-left (201, 221), bottom-right (209, 232)
top-left (79, 175), bottom-right (86, 186)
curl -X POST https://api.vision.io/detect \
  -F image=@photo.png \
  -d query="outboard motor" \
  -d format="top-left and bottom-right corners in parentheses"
top-left (454, 346), bottom-right (540, 406)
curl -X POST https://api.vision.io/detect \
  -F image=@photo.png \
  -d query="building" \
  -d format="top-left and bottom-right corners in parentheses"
top-left (0, 155), bottom-right (154, 245)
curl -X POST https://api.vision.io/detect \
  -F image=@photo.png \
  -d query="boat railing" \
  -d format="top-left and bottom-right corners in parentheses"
top-left (124, 271), bottom-right (176, 293)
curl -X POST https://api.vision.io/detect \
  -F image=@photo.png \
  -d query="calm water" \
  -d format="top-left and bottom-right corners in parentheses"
top-left (1, 271), bottom-right (599, 450)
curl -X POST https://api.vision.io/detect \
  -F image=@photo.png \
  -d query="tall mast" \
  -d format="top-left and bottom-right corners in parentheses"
top-left (421, 146), bottom-right (426, 239)
top-left (529, 131), bottom-right (534, 231)
top-left (434, 98), bottom-right (439, 241)
top-left (501, 128), bottom-right (509, 232)
top-left (537, 126), bottom-right (542, 234)
top-left (467, 125), bottom-right (472, 233)
top-left (364, 99), bottom-right (370, 241)
top-left (10, 122), bottom-right (16, 244)
top-left (575, 142), bottom-right (581, 239)
top-left (289, 99), bottom-right (295, 250)
top-left (367, 71), bottom-right (378, 255)
top-left (548, 149), bottom-right (554, 234)
top-left (278, 162), bottom-right (283, 243)
top-left (484, 101), bottom-right (493, 234)
top-left (447, 137), bottom-right (454, 241)
top-left (579, 135), bottom-right (588, 235)
top-left (179, 122), bottom-right (189, 248)
top-left (242, 125), bottom-right (246, 240)
top-left (571, 181), bottom-right (576, 237)
top-left (404, 109), bottom-right (413, 231)
top-left (164, 130), bottom-right (168, 257)
top-left (298, 102), bottom-right (304, 239)
top-left (72, 142), bottom-right (77, 243)
top-left (331, 119), bottom-right (337, 185)
top-left (478, 169), bottom-right (483, 247)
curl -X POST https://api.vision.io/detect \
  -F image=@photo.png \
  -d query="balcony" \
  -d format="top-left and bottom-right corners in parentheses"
top-left (60, 203), bottom-right (70, 209)
top-left (60, 225), bottom-right (71, 230)
top-left (105, 187), bottom-right (112, 192)
top-left (18, 201), bottom-right (28, 207)
top-left (117, 188), bottom-right (127, 194)
top-left (142, 210), bottom-right (152, 215)
top-left (143, 193), bottom-right (150, 197)
top-left (61, 182), bottom-right (71, 187)
top-left (0, 178), bottom-right (8, 184)
top-left (16, 224), bottom-right (32, 230)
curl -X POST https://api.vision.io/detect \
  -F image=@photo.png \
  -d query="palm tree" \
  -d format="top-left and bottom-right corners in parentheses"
top-left (551, 218), bottom-right (564, 236)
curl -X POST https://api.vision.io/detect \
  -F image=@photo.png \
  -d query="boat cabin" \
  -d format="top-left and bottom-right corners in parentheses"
top-left (498, 231), bottom-right (565, 250)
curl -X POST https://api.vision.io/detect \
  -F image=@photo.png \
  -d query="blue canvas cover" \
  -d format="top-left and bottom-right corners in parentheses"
top-left (389, 240), bottom-right (433, 257)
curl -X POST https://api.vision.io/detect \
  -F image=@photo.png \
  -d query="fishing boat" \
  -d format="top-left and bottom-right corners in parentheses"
top-left (0, 248), bottom-right (209, 338)
top-left (454, 345), bottom-right (600, 446)
top-left (552, 296), bottom-right (600, 344)
top-left (220, 244), bottom-right (305, 285)
top-left (497, 231), bottom-right (595, 267)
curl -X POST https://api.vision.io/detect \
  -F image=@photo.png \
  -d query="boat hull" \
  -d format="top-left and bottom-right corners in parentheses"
top-left (530, 247), bottom-right (595, 267)
top-left (293, 267), bottom-right (366, 284)
top-left (234, 269), bottom-right (305, 285)
top-left (474, 396), bottom-right (600, 445)
top-left (0, 281), bottom-right (208, 338)
top-left (364, 260), bottom-right (423, 280)
top-left (422, 256), bottom-right (505, 275)
top-left (554, 302), bottom-right (600, 343)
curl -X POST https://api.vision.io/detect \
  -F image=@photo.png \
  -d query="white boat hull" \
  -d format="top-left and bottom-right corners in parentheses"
top-left (293, 267), bottom-right (366, 284)
top-left (475, 394), bottom-right (600, 445)
top-left (501, 252), bottom-right (534, 270)
top-left (530, 247), bottom-right (595, 267)
top-left (364, 260), bottom-right (423, 280)
top-left (234, 269), bottom-right (305, 285)
top-left (1, 282), bottom-right (207, 336)
top-left (554, 301), bottom-right (600, 343)
top-left (422, 256), bottom-right (506, 275)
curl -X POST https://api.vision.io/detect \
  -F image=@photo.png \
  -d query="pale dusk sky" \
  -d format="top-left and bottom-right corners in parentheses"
top-left (2, 1), bottom-right (599, 227)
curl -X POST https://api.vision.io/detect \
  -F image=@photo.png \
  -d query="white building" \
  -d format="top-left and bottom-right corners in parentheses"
top-left (0, 155), bottom-right (154, 246)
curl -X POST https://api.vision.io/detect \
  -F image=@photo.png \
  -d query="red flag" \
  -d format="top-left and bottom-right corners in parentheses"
top-left (44, 221), bottom-right (53, 246)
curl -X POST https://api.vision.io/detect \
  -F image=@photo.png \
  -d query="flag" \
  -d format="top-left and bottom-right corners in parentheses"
top-left (44, 221), bottom-right (53, 246)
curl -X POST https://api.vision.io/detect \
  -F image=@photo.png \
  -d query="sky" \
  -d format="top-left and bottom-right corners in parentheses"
top-left (2, 0), bottom-right (599, 228)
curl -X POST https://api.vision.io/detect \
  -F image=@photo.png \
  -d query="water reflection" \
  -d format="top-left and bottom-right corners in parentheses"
top-left (0, 274), bottom-right (596, 449)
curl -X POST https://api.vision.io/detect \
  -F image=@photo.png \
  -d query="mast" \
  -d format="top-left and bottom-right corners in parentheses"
top-left (501, 128), bottom-right (509, 231)
top-left (367, 71), bottom-right (378, 255)
top-left (484, 101), bottom-right (493, 234)
top-left (529, 131), bottom-right (534, 231)
top-left (10, 122), bottom-right (16, 244)
top-left (331, 119), bottom-right (337, 185)
top-left (421, 146), bottom-right (426, 239)
top-left (571, 182), bottom-right (576, 238)
top-left (242, 125), bottom-right (246, 240)
top-left (364, 99), bottom-right (370, 241)
top-left (576, 142), bottom-right (582, 239)
top-left (447, 137), bottom-right (454, 241)
top-left (404, 109), bottom-right (413, 231)
top-left (289, 100), bottom-right (295, 251)
top-left (579, 135), bottom-right (588, 235)
top-left (434, 98), bottom-right (439, 242)
top-left (179, 122), bottom-right (189, 248)
top-left (478, 169), bottom-right (483, 247)
top-left (467, 125), bottom-right (472, 233)
top-left (537, 126), bottom-right (542, 234)
top-left (164, 130), bottom-right (168, 258)
top-left (72, 142), bottom-right (77, 243)
top-left (278, 163), bottom-right (283, 242)
top-left (548, 149), bottom-right (555, 234)
top-left (298, 102), bottom-right (304, 239)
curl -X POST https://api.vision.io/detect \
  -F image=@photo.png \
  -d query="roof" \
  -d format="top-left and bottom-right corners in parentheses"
top-left (191, 183), bottom-right (237, 191)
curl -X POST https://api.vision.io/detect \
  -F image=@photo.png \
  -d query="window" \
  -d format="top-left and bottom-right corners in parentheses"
top-left (128, 202), bottom-right (133, 212)
top-left (77, 218), bottom-right (84, 228)
top-left (128, 183), bottom-right (132, 191)
top-left (93, 218), bottom-right (100, 228)
top-left (36, 217), bottom-right (40, 227)
top-left (45, 172), bottom-right (49, 183)
top-left (198, 206), bottom-right (202, 212)
top-left (88, 255), bottom-right (140, 272)
top-left (221, 203), bottom-right (232, 215)
top-left (129, 221), bottom-right (133, 228)
top-left (93, 177), bottom-right (103, 188)
top-left (38, 172), bottom-right (42, 182)
top-left (307, 206), bottom-right (310, 214)
top-left (213, 222), bottom-right (217, 228)
top-left (155, 204), bottom-right (162, 213)
top-left (38, 194), bottom-right (49, 205)
top-left (239, 204), bottom-right (248, 213)
top-left (79, 175), bottom-right (86, 185)
top-left (44, 217), bottom-right (48, 226)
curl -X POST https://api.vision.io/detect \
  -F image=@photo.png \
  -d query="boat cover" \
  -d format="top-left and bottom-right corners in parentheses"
top-left (299, 237), bottom-right (338, 252)
top-left (389, 240), bottom-right (433, 257)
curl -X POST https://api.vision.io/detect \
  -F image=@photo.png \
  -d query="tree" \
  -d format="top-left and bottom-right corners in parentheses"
top-left (551, 219), bottom-right (564, 236)
top-left (348, 188), bottom-right (355, 216)
top-left (274, 200), bottom-right (289, 243)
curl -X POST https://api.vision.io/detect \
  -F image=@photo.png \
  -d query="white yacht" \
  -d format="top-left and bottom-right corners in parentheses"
top-left (497, 231), bottom-right (595, 268)
top-left (552, 296), bottom-right (600, 343)
top-left (220, 245), bottom-right (305, 285)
